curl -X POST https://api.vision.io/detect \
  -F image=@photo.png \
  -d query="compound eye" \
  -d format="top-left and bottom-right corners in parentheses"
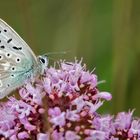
top-left (40, 58), bottom-right (46, 64)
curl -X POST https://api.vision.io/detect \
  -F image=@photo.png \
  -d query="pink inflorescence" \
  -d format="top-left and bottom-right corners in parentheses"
top-left (0, 60), bottom-right (139, 140)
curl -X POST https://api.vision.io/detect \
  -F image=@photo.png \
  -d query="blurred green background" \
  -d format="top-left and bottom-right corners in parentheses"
top-left (0, 0), bottom-right (140, 115)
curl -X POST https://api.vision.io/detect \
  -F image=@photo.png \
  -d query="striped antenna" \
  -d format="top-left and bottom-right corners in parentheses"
top-left (43, 51), bottom-right (70, 56)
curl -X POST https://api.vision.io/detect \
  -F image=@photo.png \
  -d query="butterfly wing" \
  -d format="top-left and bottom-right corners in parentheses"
top-left (0, 19), bottom-right (38, 99)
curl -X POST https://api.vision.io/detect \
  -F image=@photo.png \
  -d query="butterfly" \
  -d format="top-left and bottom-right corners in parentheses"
top-left (0, 19), bottom-right (48, 99)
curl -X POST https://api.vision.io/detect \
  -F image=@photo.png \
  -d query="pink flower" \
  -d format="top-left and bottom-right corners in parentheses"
top-left (65, 131), bottom-right (81, 140)
top-left (0, 59), bottom-right (139, 139)
top-left (66, 110), bottom-right (80, 121)
top-left (51, 130), bottom-right (64, 140)
top-left (71, 95), bottom-right (85, 112)
top-left (114, 110), bottom-right (133, 130)
top-left (128, 120), bottom-right (140, 137)
top-left (92, 91), bottom-right (112, 101)
top-left (37, 133), bottom-right (50, 140)
top-left (85, 130), bottom-right (106, 140)
top-left (17, 131), bottom-right (29, 139)
top-left (50, 112), bottom-right (66, 126)
top-left (0, 104), bottom-right (16, 131)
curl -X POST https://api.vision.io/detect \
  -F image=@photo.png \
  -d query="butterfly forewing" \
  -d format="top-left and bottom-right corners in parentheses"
top-left (0, 19), bottom-right (38, 98)
top-left (0, 19), bottom-right (37, 61)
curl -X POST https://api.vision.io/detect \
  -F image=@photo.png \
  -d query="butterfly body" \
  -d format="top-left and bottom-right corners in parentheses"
top-left (0, 19), bottom-right (48, 99)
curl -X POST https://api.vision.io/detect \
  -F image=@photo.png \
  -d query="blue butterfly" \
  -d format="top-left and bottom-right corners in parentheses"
top-left (0, 19), bottom-right (48, 99)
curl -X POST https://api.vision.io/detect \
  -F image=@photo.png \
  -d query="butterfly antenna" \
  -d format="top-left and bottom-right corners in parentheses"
top-left (43, 50), bottom-right (71, 56)
top-left (48, 56), bottom-right (56, 62)
top-left (43, 51), bottom-right (71, 65)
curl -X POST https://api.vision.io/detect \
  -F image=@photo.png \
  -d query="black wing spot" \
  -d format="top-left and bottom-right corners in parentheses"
top-left (6, 53), bottom-right (11, 57)
top-left (0, 31), bottom-right (1, 33)
top-left (11, 67), bottom-right (15, 71)
top-left (0, 40), bottom-right (1, 43)
top-left (16, 57), bottom-right (21, 63)
top-left (7, 84), bottom-right (10, 87)
top-left (4, 29), bottom-right (7, 32)
top-left (11, 74), bottom-right (15, 77)
top-left (13, 46), bottom-right (22, 50)
top-left (0, 45), bottom-right (5, 49)
top-left (7, 38), bottom-right (12, 43)
top-left (0, 55), bottom-right (2, 59)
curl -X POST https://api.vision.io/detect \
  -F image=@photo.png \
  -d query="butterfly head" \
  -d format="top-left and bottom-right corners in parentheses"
top-left (37, 55), bottom-right (48, 74)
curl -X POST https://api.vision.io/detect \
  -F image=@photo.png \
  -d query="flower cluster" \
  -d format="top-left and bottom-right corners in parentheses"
top-left (0, 60), bottom-right (140, 140)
